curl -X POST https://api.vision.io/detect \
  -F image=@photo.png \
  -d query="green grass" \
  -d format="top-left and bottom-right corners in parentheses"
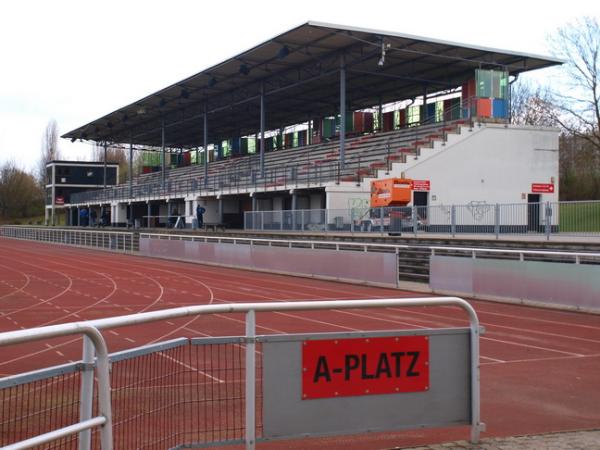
top-left (559, 202), bottom-right (600, 232)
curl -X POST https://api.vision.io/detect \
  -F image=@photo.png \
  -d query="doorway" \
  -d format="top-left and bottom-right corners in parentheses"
top-left (527, 194), bottom-right (541, 232)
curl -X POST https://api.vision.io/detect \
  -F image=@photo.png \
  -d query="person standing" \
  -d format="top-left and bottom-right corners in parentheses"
top-left (196, 204), bottom-right (206, 228)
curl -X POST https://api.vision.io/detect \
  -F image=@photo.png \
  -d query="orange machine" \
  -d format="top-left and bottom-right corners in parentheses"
top-left (370, 178), bottom-right (413, 207)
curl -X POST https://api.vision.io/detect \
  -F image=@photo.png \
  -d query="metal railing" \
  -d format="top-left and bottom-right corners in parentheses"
top-left (0, 298), bottom-right (482, 450)
top-left (244, 200), bottom-right (600, 239)
top-left (0, 324), bottom-right (112, 450)
top-left (0, 226), bottom-right (137, 252)
top-left (139, 232), bottom-right (600, 262)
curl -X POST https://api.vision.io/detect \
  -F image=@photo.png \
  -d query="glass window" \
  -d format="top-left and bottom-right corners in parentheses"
top-left (248, 138), bottom-right (256, 154)
top-left (408, 105), bottom-right (420, 125)
top-left (435, 101), bottom-right (444, 122)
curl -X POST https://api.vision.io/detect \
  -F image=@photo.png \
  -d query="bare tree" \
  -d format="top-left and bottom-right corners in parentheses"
top-left (510, 79), bottom-right (558, 127)
top-left (547, 16), bottom-right (600, 153)
top-left (37, 120), bottom-right (61, 186)
top-left (93, 143), bottom-right (129, 183)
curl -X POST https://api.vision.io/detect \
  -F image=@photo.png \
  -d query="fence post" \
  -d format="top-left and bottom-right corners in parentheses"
top-left (451, 205), bottom-right (456, 237)
top-left (412, 206), bottom-right (418, 237)
top-left (494, 203), bottom-right (500, 240)
top-left (301, 210), bottom-right (305, 231)
top-left (261, 211), bottom-right (265, 231)
top-left (245, 310), bottom-right (256, 450)
top-left (545, 201), bottom-right (551, 241)
top-left (380, 207), bottom-right (384, 235)
top-left (78, 337), bottom-right (95, 450)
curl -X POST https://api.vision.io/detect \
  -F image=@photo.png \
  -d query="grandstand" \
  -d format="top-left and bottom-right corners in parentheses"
top-left (62, 22), bottom-right (561, 228)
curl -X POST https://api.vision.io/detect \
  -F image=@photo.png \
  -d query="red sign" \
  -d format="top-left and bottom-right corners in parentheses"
top-left (55, 196), bottom-right (65, 205)
top-left (302, 336), bottom-right (429, 399)
top-left (411, 180), bottom-right (430, 191)
top-left (531, 183), bottom-right (554, 193)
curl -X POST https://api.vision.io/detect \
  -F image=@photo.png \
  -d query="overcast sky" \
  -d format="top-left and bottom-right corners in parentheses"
top-left (0, 0), bottom-right (597, 172)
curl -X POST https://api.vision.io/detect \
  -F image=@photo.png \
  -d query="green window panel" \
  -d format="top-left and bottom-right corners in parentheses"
top-left (408, 105), bottom-right (420, 124)
top-left (435, 101), bottom-right (444, 122)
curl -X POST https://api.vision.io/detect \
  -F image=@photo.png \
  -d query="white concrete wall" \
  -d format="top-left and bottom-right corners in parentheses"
top-left (399, 124), bottom-right (559, 206)
top-left (201, 199), bottom-right (221, 223)
top-left (112, 202), bottom-right (128, 225)
top-left (325, 184), bottom-right (370, 211)
top-left (323, 124), bottom-right (559, 228)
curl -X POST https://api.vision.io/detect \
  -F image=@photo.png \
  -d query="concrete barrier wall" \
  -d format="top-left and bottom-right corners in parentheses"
top-left (430, 255), bottom-right (600, 312)
top-left (140, 237), bottom-right (398, 286)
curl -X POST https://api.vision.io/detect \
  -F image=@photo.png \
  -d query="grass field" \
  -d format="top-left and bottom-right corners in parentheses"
top-left (559, 202), bottom-right (600, 232)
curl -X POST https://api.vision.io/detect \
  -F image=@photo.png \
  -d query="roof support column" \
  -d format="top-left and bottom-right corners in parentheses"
top-left (260, 83), bottom-right (265, 177)
top-left (339, 55), bottom-right (346, 169)
top-left (128, 140), bottom-right (133, 199)
top-left (378, 96), bottom-right (383, 132)
top-left (203, 104), bottom-right (208, 187)
top-left (422, 85), bottom-right (428, 123)
top-left (161, 120), bottom-right (166, 189)
top-left (103, 142), bottom-right (108, 189)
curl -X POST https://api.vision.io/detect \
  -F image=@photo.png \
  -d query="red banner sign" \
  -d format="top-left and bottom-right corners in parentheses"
top-left (55, 196), bottom-right (65, 205)
top-left (531, 183), bottom-right (554, 193)
top-left (302, 336), bottom-right (429, 399)
top-left (411, 180), bottom-right (430, 191)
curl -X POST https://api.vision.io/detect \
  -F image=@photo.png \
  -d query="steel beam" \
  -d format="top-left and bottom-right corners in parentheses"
top-left (339, 56), bottom-right (346, 169)
top-left (161, 120), bottom-right (166, 188)
top-left (203, 107), bottom-right (208, 186)
top-left (128, 141), bottom-right (133, 199)
top-left (260, 83), bottom-right (265, 177)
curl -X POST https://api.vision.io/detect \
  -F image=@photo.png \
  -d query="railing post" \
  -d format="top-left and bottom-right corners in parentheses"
top-left (245, 310), bottom-right (256, 450)
top-left (412, 206), bottom-right (418, 237)
top-left (494, 203), bottom-right (500, 240)
top-left (451, 205), bottom-right (456, 237)
top-left (78, 337), bottom-right (95, 450)
top-left (380, 207), bottom-right (384, 235)
top-left (545, 201), bottom-right (551, 241)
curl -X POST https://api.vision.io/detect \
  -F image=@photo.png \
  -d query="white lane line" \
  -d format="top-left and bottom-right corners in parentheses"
top-left (483, 336), bottom-right (584, 357)
top-left (481, 355), bottom-right (506, 363)
top-left (125, 337), bottom-right (135, 343)
top-left (109, 330), bottom-right (119, 336)
top-left (157, 352), bottom-right (224, 383)
top-left (56, 351), bottom-right (64, 357)
top-left (481, 352), bottom-right (600, 366)
top-left (386, 307), bottom-right (590, 356)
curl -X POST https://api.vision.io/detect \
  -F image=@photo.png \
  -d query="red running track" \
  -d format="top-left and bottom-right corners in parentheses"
top-left (0, 237), bottom-right (599, 449)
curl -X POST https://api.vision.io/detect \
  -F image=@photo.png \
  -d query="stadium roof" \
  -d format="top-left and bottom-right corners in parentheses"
top-left (63, 21), bottom-right (562, 148)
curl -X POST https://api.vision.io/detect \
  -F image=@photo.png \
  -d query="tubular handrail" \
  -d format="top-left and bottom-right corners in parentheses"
top-left (139, 231), bottom-right (600, 259)
top-left (0, 324), bottom-right (113, 450)
top-left (429, 246), bottom-right (600, 258)
top-left (0, 297), bottom-right (483, 448)
top-left (3, 226), bottom-right (600, 261)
